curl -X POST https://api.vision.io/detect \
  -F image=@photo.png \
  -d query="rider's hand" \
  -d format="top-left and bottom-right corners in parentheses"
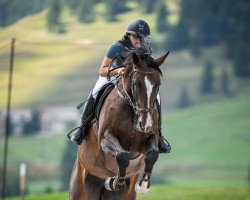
top-left (117, 67), bottom-right (125, 76)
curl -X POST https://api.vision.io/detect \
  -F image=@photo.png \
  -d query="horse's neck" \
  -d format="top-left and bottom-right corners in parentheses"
top-left (116, 78), bottom-right (132, 99)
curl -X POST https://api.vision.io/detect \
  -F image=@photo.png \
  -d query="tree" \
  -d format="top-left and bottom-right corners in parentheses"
top-left (22, 110), bottom-right (41, 135)
top-left (47, 0), bottom-right (65, 33)
top-left (104, 0), bottom-right (128, 21)
top-left (78, 0), bottom-right (94, 23)
top-left (60, 140), bottom-right (77, 190)
top-left (220, 69), bottom-right (230, 95)
top-left (177, 86), bottom-right (192, 108)
top-left (221, 0), bottom-right (250, 78)
top-left (200, 61), bottom-right (215, 94)
top-left (168, 0), bottom-right (250, 77)
top-left (67, 0), bottom-right (80, 12)
top-left (166, 18), bottom-right (189, 50)
top-left (173, 0), bottom-right (225, 47)
top-left (4, 166), bottom-right (25, 197)
top-left (155, 0), bottom-right (169, 33)
top-left (0, 0), bottom-right (9, 26)
top-left (233, 42), bottom-right (250, 78)
top-left (0, 0), bottom-right (47, 27)
top-left (142, 0), bottom-right (158, 14)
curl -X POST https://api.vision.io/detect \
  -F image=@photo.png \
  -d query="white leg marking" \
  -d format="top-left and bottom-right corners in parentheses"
top-left (104, 177), bottom-right (112, 190)
top-left (135, 180), bottom-right (150, 194)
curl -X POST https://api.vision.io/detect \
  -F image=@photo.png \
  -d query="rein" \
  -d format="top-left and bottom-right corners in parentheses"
top-left (107, 53), bottom-right (126, 81)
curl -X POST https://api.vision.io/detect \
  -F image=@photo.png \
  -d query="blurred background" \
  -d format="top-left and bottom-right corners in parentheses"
top-left (0, 0), bottom-right (249, 199)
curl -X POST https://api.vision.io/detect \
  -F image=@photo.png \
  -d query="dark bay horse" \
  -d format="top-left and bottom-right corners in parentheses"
top-left (69, 51), bottom-right (168, 200)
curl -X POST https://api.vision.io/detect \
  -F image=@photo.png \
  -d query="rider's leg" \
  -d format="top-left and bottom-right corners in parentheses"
top-left (92, 76), bottom-right (112, 99)
top-left (70, 91), bottom-right (95, 145)
top-left (70, 76), bottom-right (110, 145)
top-left (156, 94), bottom-right (171, 154)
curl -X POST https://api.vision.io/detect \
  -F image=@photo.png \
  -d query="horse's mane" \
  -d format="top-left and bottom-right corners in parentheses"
top-left (123, 48), bottom-right (163, 76)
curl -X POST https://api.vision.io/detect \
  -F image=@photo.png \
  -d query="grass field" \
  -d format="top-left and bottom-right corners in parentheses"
top-left (160, 95), bottom-right (250, 186)
top-left (6, 184), bottom-right (250, 200)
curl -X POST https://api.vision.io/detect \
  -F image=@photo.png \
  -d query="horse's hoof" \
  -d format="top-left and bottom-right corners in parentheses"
top-left (135, 180), bottom-right (150, 194)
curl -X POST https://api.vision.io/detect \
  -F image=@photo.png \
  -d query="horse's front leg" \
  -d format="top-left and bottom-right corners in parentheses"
top-left (101, 131), bottom-right (130, 191)
top-left (135, 135), bottom-right (159, 194)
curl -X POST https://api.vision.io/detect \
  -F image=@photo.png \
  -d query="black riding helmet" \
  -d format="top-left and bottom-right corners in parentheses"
top-left (126, 19), bottom-right (150, 37)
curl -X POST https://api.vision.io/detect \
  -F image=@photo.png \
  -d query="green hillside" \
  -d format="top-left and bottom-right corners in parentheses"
top-left (1, 1), bottom-right (247, 111)
top-left (159, 94), bottom-right (250, 185)
top-left (0, 2), bottom-right (159, 108)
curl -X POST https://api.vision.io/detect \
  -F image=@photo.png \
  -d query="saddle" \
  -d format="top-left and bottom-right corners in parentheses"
top-left (93, 83), bottom-right (115, 121)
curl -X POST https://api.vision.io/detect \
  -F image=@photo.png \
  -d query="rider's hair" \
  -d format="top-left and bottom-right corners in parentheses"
top-left (119, 33), bottom-right (134, 49)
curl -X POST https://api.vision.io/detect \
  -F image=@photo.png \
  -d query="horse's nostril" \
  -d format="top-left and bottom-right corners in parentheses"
top-left (139, 122), bottom-right (144, 130)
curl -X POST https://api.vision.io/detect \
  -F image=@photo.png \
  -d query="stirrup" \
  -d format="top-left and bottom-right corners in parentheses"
top-left (159, 136), bottom-right (171, 153)
top-left (162, 136), bottom-right (171, 149)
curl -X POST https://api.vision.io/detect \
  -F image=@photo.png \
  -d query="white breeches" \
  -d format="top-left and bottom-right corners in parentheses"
top-left (92, 76), bottom-right (161, 104)
top-left (92, 76), bottom-right (113, 99)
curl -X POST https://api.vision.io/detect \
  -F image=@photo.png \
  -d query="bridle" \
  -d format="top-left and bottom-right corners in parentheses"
top-left (114, 64), bottom-right (160, 151)
top-left (107, 53), bottom-right (161, 151)
top-left (116, 67), bottom-right (159, 115)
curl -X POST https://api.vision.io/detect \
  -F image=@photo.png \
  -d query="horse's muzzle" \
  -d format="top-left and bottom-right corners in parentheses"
top-left (136, 114), bottom-right (153, 133)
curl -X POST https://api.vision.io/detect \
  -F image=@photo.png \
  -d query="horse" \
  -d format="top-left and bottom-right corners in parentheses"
top-left (69, 50), bottom-right (169, 200)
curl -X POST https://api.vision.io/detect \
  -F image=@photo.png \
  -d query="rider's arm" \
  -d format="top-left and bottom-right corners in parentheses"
top-left (99, 57), bottom-right (125, 77)
top-left (99, 56), bottom-right (120, 77)
top-left (99, 42), bottom-right (125, 78)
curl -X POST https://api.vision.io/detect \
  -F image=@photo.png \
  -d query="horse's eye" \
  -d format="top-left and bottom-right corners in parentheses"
top-left (155, 84), bottom-right (160, 92)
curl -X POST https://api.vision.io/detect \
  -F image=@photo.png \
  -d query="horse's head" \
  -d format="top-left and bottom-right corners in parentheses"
top-left (121, 51), bottom-right (168, 134)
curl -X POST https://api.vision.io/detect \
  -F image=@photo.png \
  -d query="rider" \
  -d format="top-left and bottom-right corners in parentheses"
top-left (69, 19), bottom-right (171, 153)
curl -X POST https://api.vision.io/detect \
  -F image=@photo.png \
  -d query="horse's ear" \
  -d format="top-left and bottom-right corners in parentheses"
top-left (132, 53), bottom-right (140, 66)
top-left (155, 51), bottom-right (169, 66)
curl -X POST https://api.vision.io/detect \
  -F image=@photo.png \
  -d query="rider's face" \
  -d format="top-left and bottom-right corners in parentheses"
top-left (130, 34), bottom-right (141, 48)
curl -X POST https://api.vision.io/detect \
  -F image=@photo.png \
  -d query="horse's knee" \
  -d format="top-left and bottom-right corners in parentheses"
top-left (145, 148), bottom-right (159, 172)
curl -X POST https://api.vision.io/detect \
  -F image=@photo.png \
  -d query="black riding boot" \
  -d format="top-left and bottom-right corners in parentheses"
top-left (69, 93), bottom-right (95, 145)
top-left (157, 101), bottom-right (171, 154)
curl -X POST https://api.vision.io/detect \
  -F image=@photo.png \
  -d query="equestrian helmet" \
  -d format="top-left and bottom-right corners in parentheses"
top-left (126, 19), bottom-right (150, 37)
